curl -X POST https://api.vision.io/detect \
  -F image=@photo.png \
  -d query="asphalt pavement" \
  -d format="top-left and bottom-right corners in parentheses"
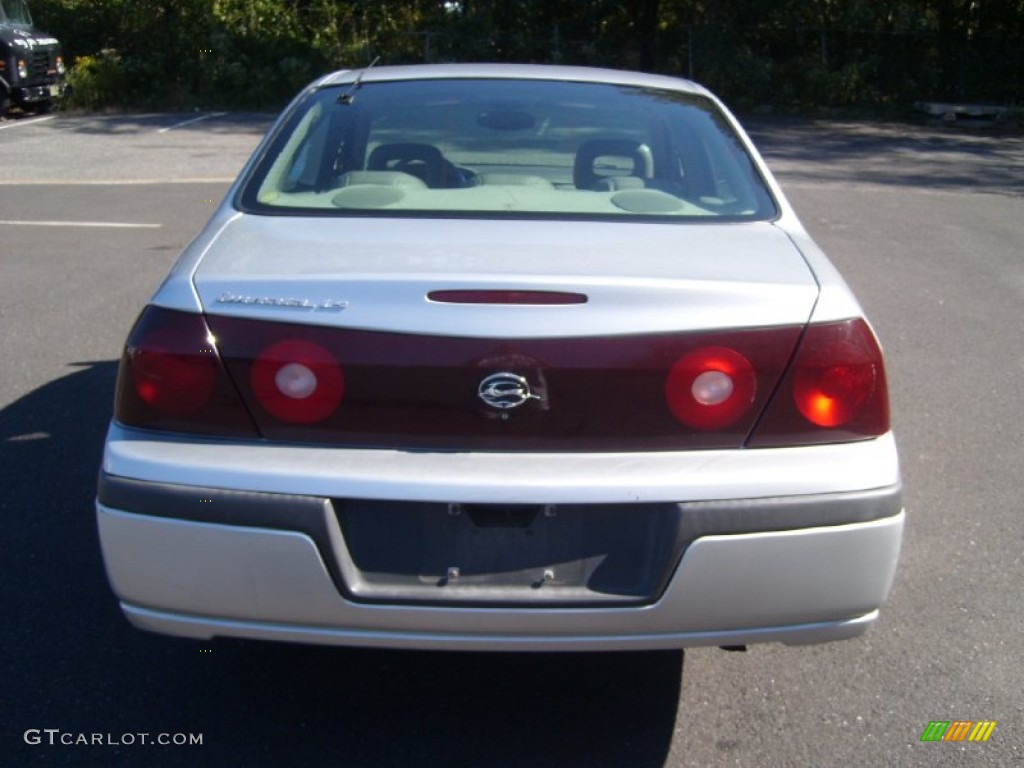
top-left (1, 111), bottom-right (1022, 767)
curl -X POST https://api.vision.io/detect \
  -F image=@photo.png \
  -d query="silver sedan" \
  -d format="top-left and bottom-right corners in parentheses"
top-left (97, 64), bottom-right (903, 651)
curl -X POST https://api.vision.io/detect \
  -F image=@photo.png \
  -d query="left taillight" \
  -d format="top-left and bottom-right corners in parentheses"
top-left (114, 306), bottom-right (259, 437)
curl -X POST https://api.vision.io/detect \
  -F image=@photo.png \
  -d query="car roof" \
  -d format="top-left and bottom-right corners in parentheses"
top-left (318, 63), bottom-right (711, 97)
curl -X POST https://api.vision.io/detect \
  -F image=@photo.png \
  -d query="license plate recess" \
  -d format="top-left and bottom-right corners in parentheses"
top-left (333, 499), bottom-right (686, 606)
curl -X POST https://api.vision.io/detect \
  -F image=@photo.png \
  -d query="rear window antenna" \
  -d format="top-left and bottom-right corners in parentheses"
top-left (338, 57), bottom-right (381, 105)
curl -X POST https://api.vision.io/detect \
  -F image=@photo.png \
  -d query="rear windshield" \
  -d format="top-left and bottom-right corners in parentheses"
top-left (239, 78), bottom-right (777, 221)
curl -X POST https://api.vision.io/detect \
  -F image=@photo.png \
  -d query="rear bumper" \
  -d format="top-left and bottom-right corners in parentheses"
top-left (96, 432), bottom-right (904, 650)
top-left (121, 603), bottom-right (886, 652)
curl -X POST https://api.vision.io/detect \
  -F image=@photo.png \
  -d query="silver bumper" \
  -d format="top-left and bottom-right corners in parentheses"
top-left (96, 475), bottom-right (904, 651)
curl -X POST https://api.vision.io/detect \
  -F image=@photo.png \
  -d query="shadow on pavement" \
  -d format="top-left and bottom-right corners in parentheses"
top-left (744, 117), bottom-right (1024, 196)
top-left (2, 362), bottom-right (681, 767)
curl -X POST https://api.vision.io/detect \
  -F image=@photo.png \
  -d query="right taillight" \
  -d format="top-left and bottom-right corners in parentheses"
top-left (747, 318), bottom-right (890, 447)
top-left (114, 306), bottom-right (259, 437)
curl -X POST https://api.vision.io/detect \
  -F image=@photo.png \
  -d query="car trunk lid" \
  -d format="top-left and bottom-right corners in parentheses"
top-left (193, 216), bottom-right (817, 450)
top-left (193, 216), bottom-right (817, 337)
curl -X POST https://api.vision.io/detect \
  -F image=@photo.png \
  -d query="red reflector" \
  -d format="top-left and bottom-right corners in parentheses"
top-left (665, 347), bottom-right (756, 430)
top-left (130, 327), bottom-right (216, 416)
top-left (251, 339), bottom-right (344, 423)
top-left (427, 290), bottom-right (588, 305)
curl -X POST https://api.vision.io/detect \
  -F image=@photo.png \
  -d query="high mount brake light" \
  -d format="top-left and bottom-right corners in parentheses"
top-left (427, 290), bottom-right (588, 305)
top-left (665, 346), bottom-right (757, 430)
top-left (748, 318), bottom-right (890, 447)
top-left (114, 307), bottom-right (259, 437)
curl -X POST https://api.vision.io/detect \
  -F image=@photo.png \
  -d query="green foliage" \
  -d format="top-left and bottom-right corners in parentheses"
top-left (25, 0), bottom-right (1024, 112)
top-left (63, 49), bottom-right (125, 110)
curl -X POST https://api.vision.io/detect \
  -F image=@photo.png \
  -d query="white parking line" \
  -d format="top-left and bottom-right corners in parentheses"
top-left (0, 115), bottom-right (57, 131)
top-left (0, 219), bottom-right (161, 228)
top-left (157, 112), bottom-right (228, 133)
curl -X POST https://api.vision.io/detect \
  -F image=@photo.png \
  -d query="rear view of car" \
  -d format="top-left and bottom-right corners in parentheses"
top-left (97, 64), bottom-right (903, 651)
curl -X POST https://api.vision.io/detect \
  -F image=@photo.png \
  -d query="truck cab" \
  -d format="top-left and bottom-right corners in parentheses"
top-left (0, 0), bottom-right (65, 116)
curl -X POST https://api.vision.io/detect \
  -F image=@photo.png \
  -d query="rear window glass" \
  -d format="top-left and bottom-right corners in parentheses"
top-left (239, 78), bottom-right (777, 221)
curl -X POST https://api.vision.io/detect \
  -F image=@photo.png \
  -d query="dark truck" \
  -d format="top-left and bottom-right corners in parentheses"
top-left (0, 0), bottom-right (65, 116)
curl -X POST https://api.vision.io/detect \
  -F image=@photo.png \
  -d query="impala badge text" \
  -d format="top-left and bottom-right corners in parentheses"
top-left (215, 292), bottom-right (348, 311)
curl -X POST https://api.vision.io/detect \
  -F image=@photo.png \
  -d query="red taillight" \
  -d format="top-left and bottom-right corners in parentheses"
top-left (793, 363), bottom-right (875, 427)
top-left (131, 327), bottom-right (216, 415)
top-left (115, 306), bottom-right (258, 437)
top-left (251, 339), bottom-right (345, 424)
top-left (749, 318), bottom-right (890, 447)
top-left (664, 346), bottom-right (757, 430)
top-left (206, 315), bottom-right (802, 450)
